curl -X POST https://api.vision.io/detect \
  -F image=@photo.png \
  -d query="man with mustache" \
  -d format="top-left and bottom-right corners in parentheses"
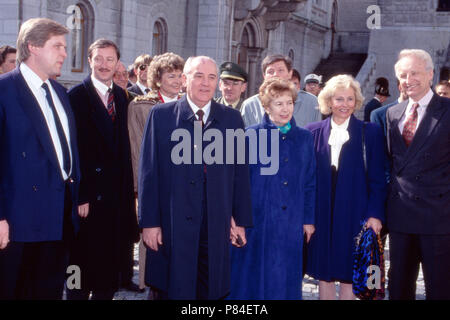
top-left (66, 39), bottom-right (139, 300)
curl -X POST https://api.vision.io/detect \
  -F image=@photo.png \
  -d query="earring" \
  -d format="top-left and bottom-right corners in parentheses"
top-left (156, 82), bottom-right (161, 88)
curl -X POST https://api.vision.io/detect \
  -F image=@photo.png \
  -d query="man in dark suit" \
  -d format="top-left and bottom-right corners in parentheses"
top-left (215, 61), bottom-right (248, 111)
top-left (0, 18), bottom-right (80, 300)
top-left (128, 54), bottom-right (152, 96)
top-left (386, 49), bottom-right (450, 300)
top-left (66, 39), bottom-right (139, 300)
top-left (364, 77), bottom-right (390, 122)
top-left (139, 56), bottom-right (253, 299)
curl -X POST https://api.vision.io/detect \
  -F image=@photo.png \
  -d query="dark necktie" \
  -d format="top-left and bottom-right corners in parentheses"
top-left (107, 88), bottom-right (116, 121)
top-left (196, 109), bottom-right (206, 174)
top-left (196, 109), bottom-right (204, 125)
top-left (41, 83), bottom-right (71, 176)
top-left (402, 102), bottom-right (419, 147)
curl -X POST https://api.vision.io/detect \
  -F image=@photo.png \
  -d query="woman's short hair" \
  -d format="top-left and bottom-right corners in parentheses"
top-left (259, 77), bottom-right (298, 109)
top-left (317, 74), bottom-right (364, 115)
top-left (16, 18), bottom-right (68, 64)
top-left (147, 52), bottom-right (185, 90)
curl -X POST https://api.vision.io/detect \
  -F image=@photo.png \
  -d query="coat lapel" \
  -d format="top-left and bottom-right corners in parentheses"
top-left (83, 76), bottom-right (115, 151)
top-left (204, 100), bottom-right (222, 130)
top-left (387, 100), bottom-right (408, 156)
top-left (400, 94), bottom-right (447, 170)
top-left (12, 69), bottom-right (61, 175)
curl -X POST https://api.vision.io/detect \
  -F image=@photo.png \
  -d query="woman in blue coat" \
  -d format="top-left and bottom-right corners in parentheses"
top-left (229, 78), bottom-right (316, 300)
top-left (304, 75), bottom-right (386, 299)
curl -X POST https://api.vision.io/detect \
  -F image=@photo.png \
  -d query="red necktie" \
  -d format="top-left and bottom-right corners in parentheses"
top-left (107, 89), bottom-right (116, 121)
top-left (402, 102), bottom-right (419, 147)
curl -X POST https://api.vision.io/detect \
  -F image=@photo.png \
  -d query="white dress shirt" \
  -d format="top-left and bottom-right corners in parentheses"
top-left (91, 75), bottom-right (113, 108)
top-left (187, 95), bottom-right (211, 122)
top-left (398, 89), bottom-right (433, 133)
top-left (328, 116), bottom-right (350, 170)
top-left (20, 63), bottom-right (72, 179)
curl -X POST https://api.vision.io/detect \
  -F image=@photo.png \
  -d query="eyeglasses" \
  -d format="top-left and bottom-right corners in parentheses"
top-left (139, 64), bottom-right (148, 71)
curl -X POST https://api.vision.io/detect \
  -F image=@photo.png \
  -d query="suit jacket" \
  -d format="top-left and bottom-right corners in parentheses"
top-left (0, 67), bottom-right (80, 242)
top-left (386, 94), bottom-right (450, 234)
top-left (364, 98), bottom-right (382, 122)
top-left (138, 95), bottom-right (253, 299)
top-left (128, 83), bottom-right (145, 96)
top-left (68, 76), bottom-right (139, 291)
top-left (370, 100), bottom-right (399, 136)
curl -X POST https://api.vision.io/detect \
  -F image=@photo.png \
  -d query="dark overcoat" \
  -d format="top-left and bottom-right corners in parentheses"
top-left (138, 96), bottom-right (253, 299)
top-left (386, 94), bottom-right (450, 234)
top-left (229, 115), bottom-right (316, 300)
top-left (305, 115), bottom-right (386, 282)
top-left (68, 76), bottom-right (139, 292)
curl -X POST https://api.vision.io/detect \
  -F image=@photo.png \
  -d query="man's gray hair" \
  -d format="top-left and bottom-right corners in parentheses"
top-left (183, 56), bottom-right (218, 75)
top-left (394, 49), bottom-right (434, 76)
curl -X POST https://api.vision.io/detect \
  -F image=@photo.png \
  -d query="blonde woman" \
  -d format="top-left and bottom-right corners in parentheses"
top-left (304, 75), bottom-right (386, 300)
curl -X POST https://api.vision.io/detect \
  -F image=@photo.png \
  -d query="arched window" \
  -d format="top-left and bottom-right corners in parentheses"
top-left (288, 49), bottom-right (294, 63)
top-left (152, 20), bottom-right (167, 55)
top-left (238, 23), bottom-right (255, 71)
top-left (67, 2), bottom-right (94, 73)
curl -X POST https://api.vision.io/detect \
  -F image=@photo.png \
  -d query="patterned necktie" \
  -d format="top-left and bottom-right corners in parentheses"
top-left (107, 88), bottom-right (116, 121)
top-left (41, 83), bottom-right (71, 176)
top-left (402, 102), bottom-right (419, 147)
top-left (196, 109), bottom-right (204, 125)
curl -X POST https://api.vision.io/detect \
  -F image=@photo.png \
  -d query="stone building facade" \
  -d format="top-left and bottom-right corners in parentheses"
top-left (0, 0), bottom-right (448, 101)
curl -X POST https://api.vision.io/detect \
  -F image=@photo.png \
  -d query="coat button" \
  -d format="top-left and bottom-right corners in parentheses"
top-left (415, 175), bottom-right (420, 180)
top-left (284, 158), bottom-right (289, 162)
top-left (97, 195), bottom-right (102, 201)
top-left (283, 181), bottom-right (288, 186)
top-left (281, 205), bottom-right (287, 210)
top-left (96, 168), bottom-right (102, 173)
top-left (32, 185), bottom-right (38, 192)
top-left (22, 152), bottom-right (26, 158)
top-left (190, 180), bottom-right (195, 185)
top-left (282, 136), bottom-right (286, 140)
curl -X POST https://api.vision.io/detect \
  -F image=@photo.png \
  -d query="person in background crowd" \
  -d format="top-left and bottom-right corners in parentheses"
top-left (127, 64), bottom-right (137, 87)
top-left (434, 80), bottom-right (450, 98)
top-left (128, 54), bottom-right (152, 96)
top-left (304, 73), bottom-right (322, 97)
top-left (363, 77), bottom-right (390, 122)
top-left (0, 17), bottom-right (80, 300)
top-left (128, 52), bottom-right (185, 295)
top-left (139, 56), bottom-right (252, 299)
top-left (241, 54), bottom-right (321, 128)
top-left (291, 69), bottom-right (302, 92)
top-left (305, 74), bottom-right (386, 300)
top-left (0, 45), bottom-right (17, 74)
top-left (386, 49), bottom-right (450, 300)
top-left (215, 61), bottom-right (248, 110)
top-left (229, 78), bottom-right (316, 300)
top-left (67, 38), bottom-right (139, 300)
top-left (114, 60), bottom-right (137, 103)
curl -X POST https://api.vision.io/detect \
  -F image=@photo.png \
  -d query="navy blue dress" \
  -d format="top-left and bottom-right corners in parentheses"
top-left (304, 115), bottom-right (386, 282)
top-left (229, 114), bottom-right (316, 299)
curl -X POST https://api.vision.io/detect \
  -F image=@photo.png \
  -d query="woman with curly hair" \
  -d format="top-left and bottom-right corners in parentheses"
top-left (127, 52), bottom-right (185, 294)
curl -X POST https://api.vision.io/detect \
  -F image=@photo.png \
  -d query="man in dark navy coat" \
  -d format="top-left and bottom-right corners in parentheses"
top-left (363, 77), bottom-right (390, 122)
top-left (139, 56), bottom-right (252, 300)
top-left (66, 39), bottom-right (139, 300)
top-left (386, 49), bottom-right (450, 300)
top-left (0, 18), bottom-right (80, 299)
